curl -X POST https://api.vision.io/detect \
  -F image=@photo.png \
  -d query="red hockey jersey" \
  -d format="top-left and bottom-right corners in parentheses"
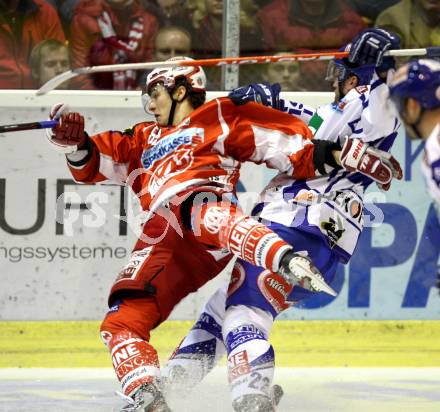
top-left (68, 98), bottom-right (315, 213)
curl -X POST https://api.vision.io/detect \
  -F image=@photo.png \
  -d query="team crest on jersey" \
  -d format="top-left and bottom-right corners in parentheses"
top-left (141, 127), bottom-right (204, 170)
top-left (148, 147), bottom-right (194, 195)
top-left (320, 216), bottom-right (345, 248)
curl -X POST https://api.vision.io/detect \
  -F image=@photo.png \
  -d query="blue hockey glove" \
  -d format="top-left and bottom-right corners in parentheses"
top-left (228, 82), bottom-right (281, 109)
top-left (348, 28), bottom-right (400, 69)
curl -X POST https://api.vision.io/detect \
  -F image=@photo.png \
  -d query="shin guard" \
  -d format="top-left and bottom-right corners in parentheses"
top-left (225, 324), bottom-right (275, 405)
top-left (107, 331), bottom-right (160, 397)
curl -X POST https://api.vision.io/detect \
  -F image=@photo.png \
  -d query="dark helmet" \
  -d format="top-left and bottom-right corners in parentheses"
top-left (326, 44), bottom-right (375, 86)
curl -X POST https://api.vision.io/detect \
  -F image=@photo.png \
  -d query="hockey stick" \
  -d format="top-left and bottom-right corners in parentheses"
top-left (0, 120), bottom-right (58, 133)
top-left (36, 47), bottom-right (440, 95)
top-left (7, 46), bottom-right (440, 132)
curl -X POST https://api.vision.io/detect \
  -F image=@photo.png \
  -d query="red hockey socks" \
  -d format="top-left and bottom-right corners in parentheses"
top-left (105, 330), bottom-right (160, 396)
top-left (192, 201), bottom-right (291, 272)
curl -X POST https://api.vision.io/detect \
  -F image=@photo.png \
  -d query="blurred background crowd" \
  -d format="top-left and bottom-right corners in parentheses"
top-left (0, 0), bottom-right (439, 91)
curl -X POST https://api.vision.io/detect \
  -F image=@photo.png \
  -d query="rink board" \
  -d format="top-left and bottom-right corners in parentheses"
top-left (1, 320), bottom-right (439, 368)
top-left (0, 90), bottom-right (439, 321)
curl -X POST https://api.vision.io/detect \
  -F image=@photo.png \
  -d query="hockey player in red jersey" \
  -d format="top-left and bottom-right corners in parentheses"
top-left (45, 56), bottom-right (348, 411)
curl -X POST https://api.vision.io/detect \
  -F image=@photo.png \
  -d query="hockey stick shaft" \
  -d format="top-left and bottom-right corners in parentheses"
top-left (0, 120), bottom-right (58, 133)
top-left (36, 47), bottom-right (440, 96)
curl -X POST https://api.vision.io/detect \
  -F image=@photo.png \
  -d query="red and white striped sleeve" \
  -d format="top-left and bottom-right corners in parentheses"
top-left (215, 99), bottom-right (316, 180)
top-left (67, 123), bottom-right (150, 184)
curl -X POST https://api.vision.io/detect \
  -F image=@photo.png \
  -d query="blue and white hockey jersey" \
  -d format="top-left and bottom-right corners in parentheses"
top-left (421, 123), bottom-right (440, 206)
top-left (254, 73), bottom-right (401, 263)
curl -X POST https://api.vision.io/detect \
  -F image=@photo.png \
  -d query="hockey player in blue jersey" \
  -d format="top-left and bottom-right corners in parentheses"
top-left (160, 29), bottom-right (403, 412)
top-left (389, 59), bottom-right (440, 209)
top-left (389, 58), bottom-right (440, 294)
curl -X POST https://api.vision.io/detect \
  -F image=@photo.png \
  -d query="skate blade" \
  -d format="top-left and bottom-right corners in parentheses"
top-left (308, 274), bottom-right (337, 297)
top-left (287, 256), bottom-right (337, 297)
top-left (295, 272), bottom-right (337, 297)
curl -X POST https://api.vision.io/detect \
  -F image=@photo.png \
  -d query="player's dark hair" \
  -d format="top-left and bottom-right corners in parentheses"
top-left (174, 77), bottom-right (206, 109)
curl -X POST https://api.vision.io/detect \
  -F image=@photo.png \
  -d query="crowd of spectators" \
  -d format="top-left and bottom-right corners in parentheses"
top-left (0, 0), bottom-right (438, 91)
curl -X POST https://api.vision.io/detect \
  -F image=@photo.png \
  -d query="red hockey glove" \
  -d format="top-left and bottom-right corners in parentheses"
top-left (46, 103), bottom-right (87, 154)
top-left (340, 138), bottom-right (402, 191)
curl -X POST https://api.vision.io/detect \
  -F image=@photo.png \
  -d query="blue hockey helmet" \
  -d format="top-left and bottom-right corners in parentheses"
top-left (389, 59), bottom-right (440, 111)
top-left (326, 44), bottom-right (375, 86)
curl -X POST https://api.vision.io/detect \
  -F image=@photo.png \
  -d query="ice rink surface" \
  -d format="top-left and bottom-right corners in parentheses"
top-left (1, 367), bottom-right (440, 412)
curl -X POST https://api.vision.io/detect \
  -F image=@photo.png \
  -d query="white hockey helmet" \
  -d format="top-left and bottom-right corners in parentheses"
top-left (146, 56), bottom-right (207, 93)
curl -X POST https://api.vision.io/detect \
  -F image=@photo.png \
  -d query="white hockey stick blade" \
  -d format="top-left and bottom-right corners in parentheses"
top-left (36, 70), bottom-right (79, 95)
top-left (35, 60), bottom-right (183, 95)
top-left (36, 47), bottom-right (440, 96)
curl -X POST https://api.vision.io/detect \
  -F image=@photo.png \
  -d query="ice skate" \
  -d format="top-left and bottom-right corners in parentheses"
top-left (270, 384), bottom-right (284, 407)
top-left (119, 383), bottom-right (172, 412)
top-left (232, 393), bottom-right (274, 412)
top-left (279, 250), bottom-right (337, 296)
top-left (232, 383), bottom-right (283, 411)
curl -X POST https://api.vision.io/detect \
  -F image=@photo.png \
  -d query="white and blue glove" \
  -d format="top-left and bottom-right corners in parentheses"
top-left (228, 82), bottom-right (281, 109)
top-left (348, 28), bottom-right (400, 70)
